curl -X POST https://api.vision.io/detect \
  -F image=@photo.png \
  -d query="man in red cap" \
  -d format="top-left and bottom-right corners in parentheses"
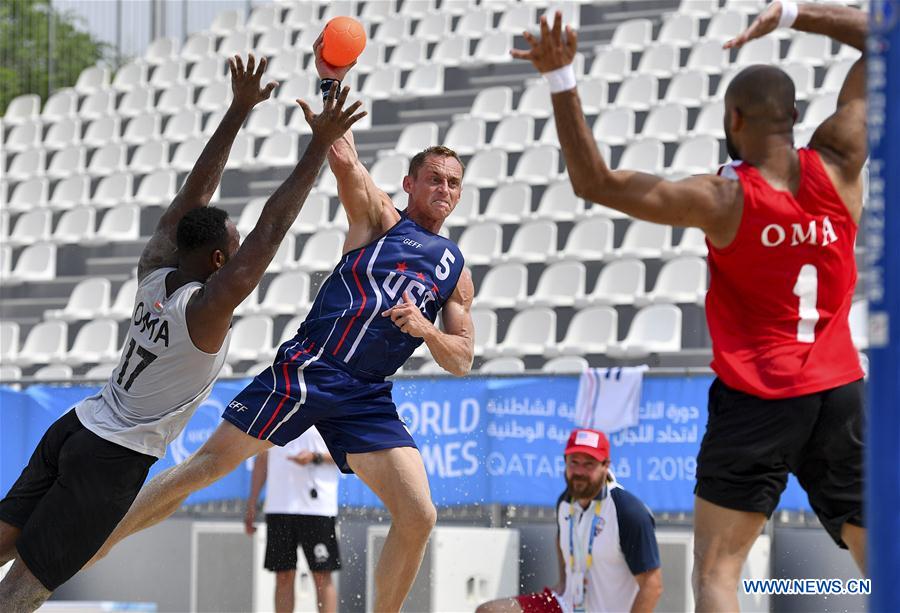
top-left (477, 428), bottom-right (662, 613)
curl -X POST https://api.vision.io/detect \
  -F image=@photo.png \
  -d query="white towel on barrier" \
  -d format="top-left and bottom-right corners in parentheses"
top-left (574, 366), bottom-right (648, 433)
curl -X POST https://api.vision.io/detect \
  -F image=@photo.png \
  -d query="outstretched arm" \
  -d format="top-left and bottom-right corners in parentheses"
top-left (244, 450), bottom-right (268, 535)
top-left (313, 33), bottom-right (393, 236)
top-left (381, 269), bottom-right (475, 377)
top-left (725, 2), bottom-right (868, 219)
top-left (137, 54), bottom-right (277, 281)
top-left (512, 14), bottom-right (740, 246)
top-left (186, 86), bottom-right (367, 353)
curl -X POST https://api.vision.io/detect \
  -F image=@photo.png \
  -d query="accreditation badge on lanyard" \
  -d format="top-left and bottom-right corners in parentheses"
top-left (569, 500), bottom-right (603, 613)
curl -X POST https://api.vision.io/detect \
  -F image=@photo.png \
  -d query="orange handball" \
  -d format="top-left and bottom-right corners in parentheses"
top-left (322, 17), bottom-right (367, 67)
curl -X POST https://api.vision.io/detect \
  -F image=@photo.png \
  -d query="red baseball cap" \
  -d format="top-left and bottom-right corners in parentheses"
top-left (565, 428), bottom-right (610, 462)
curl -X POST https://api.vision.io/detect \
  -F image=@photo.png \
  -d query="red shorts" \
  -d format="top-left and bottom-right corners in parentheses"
top-left (515, 588), bottom-right (563, 613)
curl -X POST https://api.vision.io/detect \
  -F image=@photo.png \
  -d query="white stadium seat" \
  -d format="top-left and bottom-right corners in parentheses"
top-left (458, 222), bottom-right (502, 266)
top-left (612, 220), bottom-right (672, 259)
top-left (618, 139), bottom-right (664, 174)
top-left (590, 48), bottom-right (630, 82)
top-left (5, 120), bottom-right (41, 152)
top-left (266, 234), bottom-right (296, 274)
top-left (83, 116), bottom-right (121, 148)
top-left (88, 143), bottom-right (127, 176)
top-left (34, 364), bottom-right (74, 381)
top-left (444, 118), bottom-right (486, 156)
top-left (145, 37), bottom-right (178, 64)
top-left (558, 217), bottom-right (615, 262)
top-left (296, 230), bottom-right (344, 273)
top-left (576, 259), bottom-right (647, 308)
top-left (504, 220), bottom-right (557, 265)
top-left (0, 321), bottom-right (20, 362)
top-left (548, 307), bottom-right (618, 357)
top-left (471, 308), bottom-right (498, 357)
top-left (490, 115), bottom-right (535, 153)
top-left (93, 172), bottom-right (134, 208)
top-left (15, 320), bottom-right (68, 366)
top-left (593, 108), bottom-right (635, 146)
top-left (466, 87), bottom-right (513, 121)
top-left (122, 112), bottom-right (162, 145)
top-left (65, 320), bottom-right (120, 365)
top-left (542, 356), bottom-right (589, 374)
top-left (637, 43), bottom-right (680, 78)
top-left (8, 178), bottom-right (49, 211)
top-left (91, 205), bottom-right (140, 243)
top-left (479, 357), bottom-right (526, 374)
top-left (637, 256), bottom-right (708, 306)
top-left (290, 193), bottom-right (332, 234)
top-left (112, 61), bottom-right (148, 92)
top-left (607, 304), bottom-right (683, 358)
top-left (4, 94), bottom-right (41, 126)
top-left (465, 150), bottom-right (508, 188)
top-left (109, 278), bottom-right (138, 320)
top-left (481, 183), bottom-right (531, 224)
top-left (257, 271), bottom-right (312, 315)
top-left (475, 263), bottom-right (528, 310)
top-left (41, 88), bottom-right (78, 122)
top-left (527, 261), bottom-right (586, 308)
top-left (75, 66), bottom-right (110, 94)
top-left (488, 307), bottom-right (556, 358)
top-left (7, 243), bottom-right (56, 284)
top-left (534, 182), bottom-right (585, 222)
top-left (52, 207), bottom-right (96, 244)
top-left (8, 210), bottom-right (52, 247)
top-left (226, 315), bottom-right (274, 363)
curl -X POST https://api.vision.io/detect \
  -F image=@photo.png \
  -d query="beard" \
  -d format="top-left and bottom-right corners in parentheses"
top-left (724, 127), bottom-right (741, 161)
top-left (566, 472), bottom-right (605, 500)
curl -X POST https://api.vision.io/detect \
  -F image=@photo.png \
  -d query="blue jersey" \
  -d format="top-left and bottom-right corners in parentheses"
top-left (293, 211), bottom-right (465, 379)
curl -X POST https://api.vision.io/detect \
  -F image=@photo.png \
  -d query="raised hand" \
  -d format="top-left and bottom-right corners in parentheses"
top-left (228, 53), bottom-right (278, 110)
top-left (296, 83), bottom-right (368, 146)
top-left (723, 2), bottom-right (782, 49)
top-left (510, 11), bottom-right (578, 73)
top-left (381, 291), bottom-right (433, 339)
top-left (313, 32), bottom-right (357, 81)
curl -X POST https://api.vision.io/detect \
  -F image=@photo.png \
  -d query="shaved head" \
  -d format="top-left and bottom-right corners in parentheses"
top-left (725, 65), bottom-right (796, 120)
top-left (724, 65), bottom-right (797, 160)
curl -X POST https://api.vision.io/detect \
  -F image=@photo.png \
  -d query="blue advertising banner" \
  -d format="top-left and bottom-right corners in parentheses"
top-left (0, 375), bottom-right (812, 514)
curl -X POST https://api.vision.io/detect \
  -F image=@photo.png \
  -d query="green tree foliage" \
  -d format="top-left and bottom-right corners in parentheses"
top-left (1, 0), bottom-right (110, 115)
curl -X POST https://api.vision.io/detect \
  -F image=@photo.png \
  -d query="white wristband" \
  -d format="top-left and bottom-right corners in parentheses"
top-left (543, 64), bottom-right (577, 94)
top-left (778, 1), bottom-right (799, 29)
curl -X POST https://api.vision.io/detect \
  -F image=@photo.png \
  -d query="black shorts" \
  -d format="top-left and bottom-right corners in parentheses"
top-left (0, 409), bottom-right (156, 590)
top-left (695, 378), bottom-right (864, 548)
top-left (264, 514), bottom-right (341, 572)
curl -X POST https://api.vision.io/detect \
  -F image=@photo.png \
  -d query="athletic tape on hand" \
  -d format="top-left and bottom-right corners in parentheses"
top-left (543, 64), bottom-right (577, 94)
top-left (778, 1), bottom-right (799, 29)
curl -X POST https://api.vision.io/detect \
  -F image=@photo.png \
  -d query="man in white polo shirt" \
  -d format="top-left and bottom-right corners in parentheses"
top-left (477, 428), bottom-right (663, 613)
top-left (245, 427), bottom-right (340, 613)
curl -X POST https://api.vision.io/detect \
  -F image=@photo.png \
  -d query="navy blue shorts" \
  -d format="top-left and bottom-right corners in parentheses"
top-left (222, 338), bottom-right (416, 473)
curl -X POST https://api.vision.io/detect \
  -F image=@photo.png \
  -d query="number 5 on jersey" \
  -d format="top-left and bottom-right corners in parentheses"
top-left (435, 248), bottom-right (456, 281)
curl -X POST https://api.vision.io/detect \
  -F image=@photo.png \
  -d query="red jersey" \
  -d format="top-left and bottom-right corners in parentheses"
top-left (706, 148), bottom-right (864, 399)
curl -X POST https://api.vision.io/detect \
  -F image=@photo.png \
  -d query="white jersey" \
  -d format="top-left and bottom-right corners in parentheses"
top-left (76, 267), bottom-right (230, 458)
top-left (554, 483), bottom-right (660, 613)
top-left (264, 428), bottom-right (339, 517)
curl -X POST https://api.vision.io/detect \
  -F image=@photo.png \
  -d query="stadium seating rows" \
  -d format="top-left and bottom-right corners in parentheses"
top-left (0, 0), bottom-right (869, 381)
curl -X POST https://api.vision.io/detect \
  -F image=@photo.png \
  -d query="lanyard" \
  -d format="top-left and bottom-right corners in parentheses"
top-left (568, 498), bottom-right (603, 571)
